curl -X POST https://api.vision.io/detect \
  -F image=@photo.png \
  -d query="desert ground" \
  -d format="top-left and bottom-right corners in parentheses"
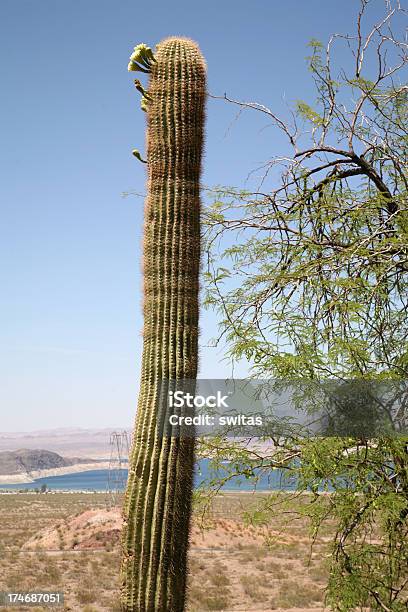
top-left (0, 492), bottom-right (331, 611)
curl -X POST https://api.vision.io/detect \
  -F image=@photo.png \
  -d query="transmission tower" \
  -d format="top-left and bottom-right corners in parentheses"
top-left (106, 430), bottom-right (131, 507)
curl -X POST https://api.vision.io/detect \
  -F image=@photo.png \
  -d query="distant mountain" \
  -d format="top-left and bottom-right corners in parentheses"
top-left (0, 428), bottom-right (132, 459)
top-left (0, 449), bottom-right (98, 475)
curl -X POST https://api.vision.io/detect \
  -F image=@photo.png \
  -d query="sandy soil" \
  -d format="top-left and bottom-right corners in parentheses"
top-left (18, 502), bottom-right (329, 610)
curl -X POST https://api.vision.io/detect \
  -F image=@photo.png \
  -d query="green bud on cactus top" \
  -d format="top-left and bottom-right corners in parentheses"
top-left (128, 43), bottom-right (156, 73)
top-left (134, 79), bottom-right (151, 100)
top-left (127, 60), bottom-right (149, 73)
top-left (132, 149), bottom-right (147, 163)
top-left (131, 43), bottom-right (155, 63)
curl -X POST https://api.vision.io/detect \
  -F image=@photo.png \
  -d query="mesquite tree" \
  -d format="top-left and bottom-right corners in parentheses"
top-left (202, 1), bottom-right (408, 609)
top-left (121, 38), bottom-right (206, 611)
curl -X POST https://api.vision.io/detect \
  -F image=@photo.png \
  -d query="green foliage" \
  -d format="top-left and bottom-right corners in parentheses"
top-left (299, 438), bottom-right (408, 611)
top-left (202, 4), bottom-right (408, 609)
top-left (295, 100), bottom-right (324, 126)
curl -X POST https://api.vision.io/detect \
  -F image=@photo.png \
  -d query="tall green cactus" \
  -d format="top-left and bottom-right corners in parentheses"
top-left (120, 37), bottom-right (206, 612)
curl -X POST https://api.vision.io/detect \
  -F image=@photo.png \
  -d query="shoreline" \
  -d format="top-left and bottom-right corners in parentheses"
top-left (0, 461), bottom-right (126, 485)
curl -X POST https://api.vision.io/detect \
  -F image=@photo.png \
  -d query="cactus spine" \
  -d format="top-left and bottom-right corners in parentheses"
top-left (121, 38), bottom-right (206, 612)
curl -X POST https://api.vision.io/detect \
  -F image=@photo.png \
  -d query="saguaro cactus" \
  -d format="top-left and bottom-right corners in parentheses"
top-left (120, 38), bottom-right (206, 611)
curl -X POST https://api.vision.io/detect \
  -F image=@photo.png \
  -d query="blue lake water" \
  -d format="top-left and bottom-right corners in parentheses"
top-left (0, 459), bottom-right (297, 492)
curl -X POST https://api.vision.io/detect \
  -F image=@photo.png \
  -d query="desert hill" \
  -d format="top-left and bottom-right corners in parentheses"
top-left (0, 448), bottom-right (97, 476)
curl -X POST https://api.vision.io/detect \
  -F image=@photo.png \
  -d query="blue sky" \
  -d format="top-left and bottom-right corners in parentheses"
top-left (0, 0), bottom-right (392, 430)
